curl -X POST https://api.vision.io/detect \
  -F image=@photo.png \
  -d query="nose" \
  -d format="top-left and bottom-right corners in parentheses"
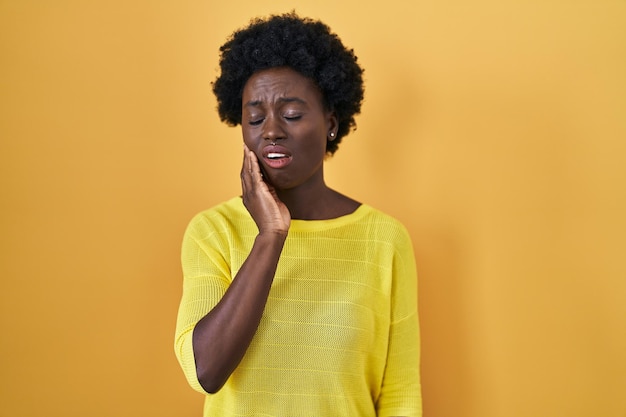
top-left (262, 115), bottom-right (286, 142)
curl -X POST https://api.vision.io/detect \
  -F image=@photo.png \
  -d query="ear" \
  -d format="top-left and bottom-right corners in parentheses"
top-left (326, 111), bottom-right (338, 141)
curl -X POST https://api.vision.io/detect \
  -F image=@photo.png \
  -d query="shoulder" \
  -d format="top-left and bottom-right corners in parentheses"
top-left (330, 204), bottom-right (415, 258)
top-left (184, 197), bottom-right (251, 238)
top-left (360, 205), bottom-right (412, 243)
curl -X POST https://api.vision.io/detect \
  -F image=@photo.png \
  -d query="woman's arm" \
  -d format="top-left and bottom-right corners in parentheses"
top-left (192, 145), bottom-right (291, 393)
top-left (376, 225), bottom-right (422, 416)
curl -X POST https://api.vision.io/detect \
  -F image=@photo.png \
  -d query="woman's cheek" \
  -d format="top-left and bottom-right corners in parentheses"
top-left (241, 130), bottom-right (253, 148)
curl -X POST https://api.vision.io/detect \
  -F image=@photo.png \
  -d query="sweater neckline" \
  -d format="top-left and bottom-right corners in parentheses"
top-left (230, 197), bottom-right (371, 232)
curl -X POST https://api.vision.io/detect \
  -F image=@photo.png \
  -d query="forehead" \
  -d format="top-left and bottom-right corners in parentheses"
top-left (242, 67), bottom-right (323, 105)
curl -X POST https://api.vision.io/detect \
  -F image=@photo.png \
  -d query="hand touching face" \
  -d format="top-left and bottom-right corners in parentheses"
top-left (240, 144), bottom-right (291, 235)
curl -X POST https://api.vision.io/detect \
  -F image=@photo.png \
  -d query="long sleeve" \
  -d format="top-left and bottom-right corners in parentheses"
top-left (174, 214), bottom-right (232, 394)
top-left (376, 226), bottom-right (422, 417)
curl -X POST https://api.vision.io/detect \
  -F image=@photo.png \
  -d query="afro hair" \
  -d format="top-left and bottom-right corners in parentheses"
top-left (212, 12), bottom-right (365, 155)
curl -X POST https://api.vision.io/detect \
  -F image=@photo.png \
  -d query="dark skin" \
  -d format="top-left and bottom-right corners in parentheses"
top-left (192, 67), bottom-right (359, 393)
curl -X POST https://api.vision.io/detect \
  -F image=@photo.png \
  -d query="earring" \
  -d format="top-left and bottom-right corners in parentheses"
top-left (329, 132), bottom-right (335, 138)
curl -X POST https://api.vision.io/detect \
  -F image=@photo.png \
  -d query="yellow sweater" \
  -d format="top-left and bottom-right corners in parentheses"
top-left (175, 197), bottom-right (422, 416)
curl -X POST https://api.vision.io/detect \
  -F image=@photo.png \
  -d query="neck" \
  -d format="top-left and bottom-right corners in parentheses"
top-left (271, 166), bottom-right (360, 220)
top-left (276, 181), bottom-right (334, 220)
top-left (276, 181), bottom-right (360, 221)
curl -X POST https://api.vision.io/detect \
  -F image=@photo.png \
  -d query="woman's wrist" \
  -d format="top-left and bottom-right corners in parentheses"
top-left (256, 230), bottom-right (288, 245)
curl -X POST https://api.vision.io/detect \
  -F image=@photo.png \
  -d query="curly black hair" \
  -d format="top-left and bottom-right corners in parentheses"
top-left (212, 12), bottom-right (365, 155)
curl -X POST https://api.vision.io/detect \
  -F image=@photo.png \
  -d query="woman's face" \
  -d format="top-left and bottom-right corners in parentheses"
top-left (241, 67), bottom-right (337, 191)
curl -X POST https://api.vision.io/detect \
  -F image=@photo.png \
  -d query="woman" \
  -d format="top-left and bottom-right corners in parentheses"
top-left (175, 12), bottom-right (422, 416)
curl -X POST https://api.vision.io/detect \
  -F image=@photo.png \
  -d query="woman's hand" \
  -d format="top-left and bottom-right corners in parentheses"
top-left (241, 144), bottom-right (291, 236)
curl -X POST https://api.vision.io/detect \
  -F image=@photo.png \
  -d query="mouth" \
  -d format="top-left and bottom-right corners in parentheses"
top-left (261, 145), bottom-right (293, 169)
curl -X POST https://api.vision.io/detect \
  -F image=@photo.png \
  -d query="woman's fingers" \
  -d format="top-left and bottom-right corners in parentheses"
top-left (240, 145), bottom-right (250, 195)
top-left (243, 145), bottom-right (265, 182)
top-left (241, 144), bottom-right (269, 201)
top-left (240, 143), bottom-right (290, 234)
top-left (246, 146), bottom-right (265, 185)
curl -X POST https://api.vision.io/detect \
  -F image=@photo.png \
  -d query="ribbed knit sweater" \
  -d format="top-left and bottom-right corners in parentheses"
top-left (174, 197), bottom-right (422, 416)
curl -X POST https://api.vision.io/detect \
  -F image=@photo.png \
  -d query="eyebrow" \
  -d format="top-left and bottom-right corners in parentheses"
top-left (244, 97), bottom-right (307, 107)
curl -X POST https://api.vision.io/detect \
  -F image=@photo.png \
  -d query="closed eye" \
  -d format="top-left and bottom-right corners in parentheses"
top-left (249, 118), bottom-right (264, 126)
top-left (284, 115), bottom-right (302, 121)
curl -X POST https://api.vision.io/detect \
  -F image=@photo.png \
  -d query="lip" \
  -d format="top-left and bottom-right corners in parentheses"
top-left (261, 144), bottom-right (293, 169)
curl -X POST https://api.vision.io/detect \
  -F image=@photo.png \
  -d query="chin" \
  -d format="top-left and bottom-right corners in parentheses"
top-left (266, 173), bottom-right (301, 191)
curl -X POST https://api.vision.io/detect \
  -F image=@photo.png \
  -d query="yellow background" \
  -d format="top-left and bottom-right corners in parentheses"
top-left (1, 1), bottom-right (625, 416)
